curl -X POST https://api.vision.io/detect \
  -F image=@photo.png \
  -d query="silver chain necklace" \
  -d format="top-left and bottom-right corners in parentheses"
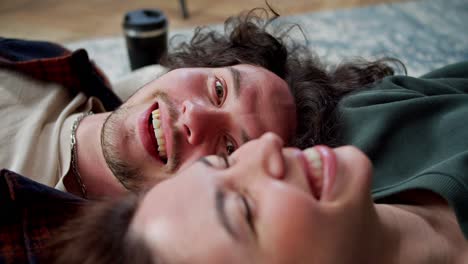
top-left (70, 111), bottom-right (94, 198)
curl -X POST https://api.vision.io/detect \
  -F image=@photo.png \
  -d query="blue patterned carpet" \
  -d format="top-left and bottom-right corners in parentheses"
top-left (67, 0), bottom-right (468, 83)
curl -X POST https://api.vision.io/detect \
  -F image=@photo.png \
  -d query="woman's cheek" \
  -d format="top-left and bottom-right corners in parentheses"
top-left (256, 185), bottom-right (320, 262)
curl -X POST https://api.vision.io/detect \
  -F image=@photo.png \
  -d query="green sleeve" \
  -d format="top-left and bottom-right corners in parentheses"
top-left (338, 61), bottom-right (468, 238)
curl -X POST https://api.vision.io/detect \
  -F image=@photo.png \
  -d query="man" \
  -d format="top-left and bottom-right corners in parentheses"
top-left (77, 62), bottom-right (300, 197)
top-left (1, 8), bottom-right (395, 200)
top-left (0, 40), bottom-right (296, 199)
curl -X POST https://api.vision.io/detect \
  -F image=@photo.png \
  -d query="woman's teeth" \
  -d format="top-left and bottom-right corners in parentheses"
top-left (303, 147), bottom-right (323, 181)
top-left (151, 109), bottom-right (167, 159)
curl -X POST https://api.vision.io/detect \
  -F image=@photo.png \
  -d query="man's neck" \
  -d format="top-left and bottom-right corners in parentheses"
top-left (371, 193), bottom-right (468, 264)
top-left (66, 112), bottom-right (127, 199)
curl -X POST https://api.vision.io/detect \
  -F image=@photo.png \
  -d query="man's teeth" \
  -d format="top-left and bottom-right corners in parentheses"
top-left (151, 109), bottom-right (166, 158)
top-left (303, 148), bottom-right (323, 178)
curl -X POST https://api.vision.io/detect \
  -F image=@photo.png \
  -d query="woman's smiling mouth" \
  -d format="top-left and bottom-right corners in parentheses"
top-left (300, 146), bottom-right (337, 200)
top-left (303, 147), bottom-right (324, 199)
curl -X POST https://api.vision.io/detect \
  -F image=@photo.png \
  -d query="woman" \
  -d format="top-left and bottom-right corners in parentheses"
top-left (51, 132), bottom-right (468, 263)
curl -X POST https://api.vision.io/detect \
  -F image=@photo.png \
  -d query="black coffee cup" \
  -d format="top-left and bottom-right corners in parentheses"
top-left (123, 9), bottom-right (168, 70)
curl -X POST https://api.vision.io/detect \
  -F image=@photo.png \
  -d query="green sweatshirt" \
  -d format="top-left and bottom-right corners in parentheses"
top-left (339, 61), bottom-right (468, 238)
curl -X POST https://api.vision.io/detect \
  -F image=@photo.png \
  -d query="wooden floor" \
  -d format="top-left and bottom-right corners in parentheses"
top-left (0, 0), bottom-right (407, 44)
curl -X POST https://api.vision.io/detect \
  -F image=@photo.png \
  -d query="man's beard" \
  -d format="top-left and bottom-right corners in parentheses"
top-left (101, 92), bottom-right (182, 192)
top-left (101, 106), bottom-right (144, 192)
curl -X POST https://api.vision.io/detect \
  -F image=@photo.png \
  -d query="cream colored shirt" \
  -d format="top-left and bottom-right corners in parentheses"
top-left (0, 69), bottom-right (105, 191)
top-left (0, 64), bottom-right (166, 192)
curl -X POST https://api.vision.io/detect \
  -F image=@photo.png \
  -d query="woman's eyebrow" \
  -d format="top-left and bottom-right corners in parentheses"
top-left (198, 157), bottom-right (213, 167)
top-left (215, 189), bottom-right (239, 240)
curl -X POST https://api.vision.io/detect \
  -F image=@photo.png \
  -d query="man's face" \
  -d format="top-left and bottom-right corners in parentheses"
top-left (101, 64), bottom-right (296, 191)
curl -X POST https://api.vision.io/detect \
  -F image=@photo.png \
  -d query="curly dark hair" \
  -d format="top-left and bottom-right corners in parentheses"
top-left (161, 6), bottom-right (403, 148)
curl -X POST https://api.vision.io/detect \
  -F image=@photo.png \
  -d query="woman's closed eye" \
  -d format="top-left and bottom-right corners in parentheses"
top-left (240, 194), bottom-right (256, 235)
top-left (219, 153), bottom-right (230, 168)
top-left (203, 154), bottom-right (256, 238)
top-left (216, 154), bottom-right (255, 235)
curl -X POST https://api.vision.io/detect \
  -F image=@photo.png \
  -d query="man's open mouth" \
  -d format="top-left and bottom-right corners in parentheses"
top-left (148, 104), bottom-right (168, 164)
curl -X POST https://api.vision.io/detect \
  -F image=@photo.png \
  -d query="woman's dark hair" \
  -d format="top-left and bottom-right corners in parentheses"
top-left (47, 195), bottom-right (156, 264)
top-left (161, 6), bottom-right (404, 148)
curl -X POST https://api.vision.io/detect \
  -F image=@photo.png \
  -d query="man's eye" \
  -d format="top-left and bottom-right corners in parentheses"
top-left (214, 79), bottom-right (225, 105)
top-left (226, 139), bottom-right (235, 155)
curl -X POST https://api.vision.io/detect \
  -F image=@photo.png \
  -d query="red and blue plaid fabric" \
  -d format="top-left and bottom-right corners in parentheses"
top-left (0, 170), bottom-right (87, 264)
top-left (0, 37), bottom-right (120, 263)
top-left (0, 37), bottom-right (122, 111)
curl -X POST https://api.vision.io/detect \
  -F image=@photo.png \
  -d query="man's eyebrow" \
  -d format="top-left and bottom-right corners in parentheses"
top-left (241, 130), bottom-right (251, 144)
top-left (226, 67), bottom-right (253, 145)
top-left (228, 66), bottom-right (241, 98)
top-left (215, 189), bottom-right (239, 240)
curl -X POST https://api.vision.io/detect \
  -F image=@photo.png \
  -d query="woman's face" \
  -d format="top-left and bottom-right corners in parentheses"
top-left (131, 133), bottom-right (377, 263)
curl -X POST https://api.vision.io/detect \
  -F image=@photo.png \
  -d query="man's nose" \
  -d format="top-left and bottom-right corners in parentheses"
top-left (181, 100), bottom-right (225, 145)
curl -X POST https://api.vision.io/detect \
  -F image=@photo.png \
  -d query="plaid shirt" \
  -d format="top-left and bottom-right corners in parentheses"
top-left (0, 37), bottom-right (122, 111)
top-left (0, 38), bottom-right (121, 263)
top-left (0, 169), bottom-right (87, 264)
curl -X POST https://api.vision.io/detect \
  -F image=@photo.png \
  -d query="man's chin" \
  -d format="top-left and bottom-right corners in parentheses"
top-left (105, 157), bottom-right (144, 192)
top-left (101, 108), bottom-right (144, 192)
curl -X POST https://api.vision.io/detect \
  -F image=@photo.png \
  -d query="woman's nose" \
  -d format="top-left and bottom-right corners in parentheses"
top-left (181, 100), bottom-right (225, 145)
top-left (234, 132), bottom-right (285, 180)
top-left (259, 133), bottom-right (285, 179)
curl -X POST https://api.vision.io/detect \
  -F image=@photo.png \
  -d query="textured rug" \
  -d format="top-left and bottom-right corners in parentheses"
top-left (67, 0), bottom-right (468, 84)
